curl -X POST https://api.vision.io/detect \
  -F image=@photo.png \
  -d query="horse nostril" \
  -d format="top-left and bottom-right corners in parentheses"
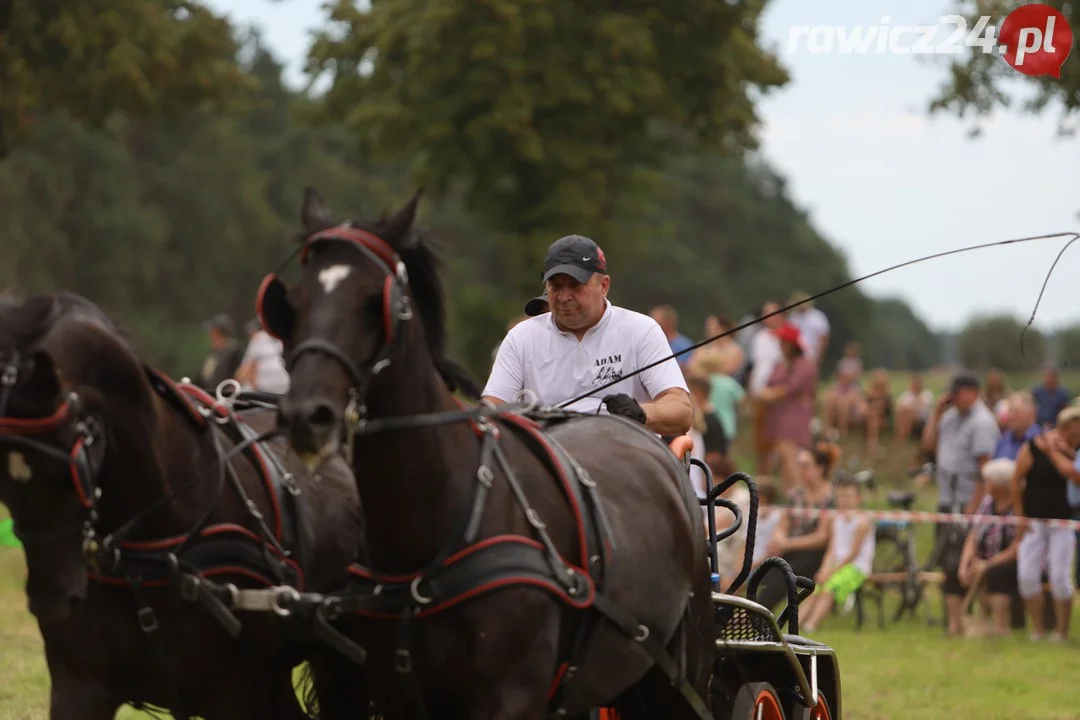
top-left (308, 403), bottom-right (337, 429)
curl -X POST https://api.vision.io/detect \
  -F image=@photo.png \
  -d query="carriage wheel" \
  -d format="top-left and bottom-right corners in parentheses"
top-left (730, 681), bottom-right (785, 720)
top-left (788, 693), bottom-right (832, 720)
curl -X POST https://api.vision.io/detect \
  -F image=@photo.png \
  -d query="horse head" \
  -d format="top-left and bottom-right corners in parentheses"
top-left (0, 292), bottom-right (156, 622)
top-left (261, 186), bottom-right (458, 466)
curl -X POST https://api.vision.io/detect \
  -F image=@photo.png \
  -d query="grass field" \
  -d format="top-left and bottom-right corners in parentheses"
top-left (1, 367), bottom-right (1078, 719)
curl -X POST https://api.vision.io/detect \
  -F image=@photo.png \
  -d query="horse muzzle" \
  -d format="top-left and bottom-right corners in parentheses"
top-left (277, 395), bottom-right (342, 467)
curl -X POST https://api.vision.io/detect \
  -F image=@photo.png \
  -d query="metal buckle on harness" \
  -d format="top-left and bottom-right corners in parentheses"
top-left (180, 573), bottom-right (201, 602)
top-left (394, 649), bottom-right (412, 673)
top-left (137, 606), bottom-right (159, 633)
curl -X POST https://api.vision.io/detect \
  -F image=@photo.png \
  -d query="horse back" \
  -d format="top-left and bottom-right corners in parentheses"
top-left (512, 414), bottom-right (703, 641)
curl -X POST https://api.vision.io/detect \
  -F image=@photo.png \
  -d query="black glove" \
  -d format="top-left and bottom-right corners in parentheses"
top-left (602, 393), bottom-right (647, 425)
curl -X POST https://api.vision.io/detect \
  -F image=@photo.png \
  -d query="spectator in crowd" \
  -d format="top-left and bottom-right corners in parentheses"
top-left (922, 370), bottom-right (1001, 516)
top-left (985, 368), bottom-right (1009, 424)
top-left (733, 308), bottom-right (760, 387)
top-left (686, 372), bottom-right (732, 489)
top-left (952, 458), bottom-right (1021, 638)
top-left (993, 391), bottom-right (1041, 461)
top-left (1012, 404), bottom-right (1080, 642)
top-left (862, 368), bottom-right (892, 460)
top-left (235, 318), bottom-right (290, 394)
top-left (687, 321), bottom-right (746, 446)
top-left (822, 341), bottom-right (865, 439)
top-left (757, 445), bottom-right (836, 610)
top-left (920, 369), bottom-right (1001, 627)
top-left (650, 304), bottom-right (694, 367)
top-left (801, 473), bottom-right (876, 632)
top-left (759, 324), bottom-right (818, 490)
top-left (688, 314), bottom-right (743, 379)
top-left (1032, 366), bottom-right (1070, 430)
top-left (749, 301), bottom-right (785, 472)
top-left (895, 372), bottom-right (934, 442)
top-left (786, 290), bottom-right (830, 363)
top-left (197, 312), bottom-right (244, 392)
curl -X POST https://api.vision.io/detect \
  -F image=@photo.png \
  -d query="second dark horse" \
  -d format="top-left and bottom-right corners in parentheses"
top-left (0, 291), bottom-right (370, 720)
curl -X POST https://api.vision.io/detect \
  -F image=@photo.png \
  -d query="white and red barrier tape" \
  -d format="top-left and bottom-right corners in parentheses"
top-left (750, 506), bottom-right (1080, 531)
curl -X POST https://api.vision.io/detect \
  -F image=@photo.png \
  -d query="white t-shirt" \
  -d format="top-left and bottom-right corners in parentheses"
top-left (748, 330), bottom-right (782, 397)
top-left (789, 307), bottom-right (830, 361)
top-left (483, 300), bottom-right (688, 415)
top-left (241, 331), bottom-right (290, 393)
top-left (898, 389), bottom-right (934, 420)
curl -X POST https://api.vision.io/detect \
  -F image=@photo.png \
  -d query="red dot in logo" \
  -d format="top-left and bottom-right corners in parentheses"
top-left (999, 3), bottom-right (1072, 78)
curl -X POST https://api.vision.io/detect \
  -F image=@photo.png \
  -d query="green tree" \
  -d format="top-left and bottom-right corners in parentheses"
top-left (0, 0), bottom-right (252, 158)
top-left (958, 314), bottom-right (1044, 371)
top-left (307, 0), bottom-right (790, 297)
top-left (928, 1), bottom-right (1078, 134)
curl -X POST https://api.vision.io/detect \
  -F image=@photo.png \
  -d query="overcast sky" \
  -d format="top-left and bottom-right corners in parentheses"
top-left (207, 0), bottom-right (1079, 332)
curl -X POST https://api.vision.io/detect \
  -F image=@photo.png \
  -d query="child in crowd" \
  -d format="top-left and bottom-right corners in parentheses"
top-left (799, 473), bottom-right (875, 632)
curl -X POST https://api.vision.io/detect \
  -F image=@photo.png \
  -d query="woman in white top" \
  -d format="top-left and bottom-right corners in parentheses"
top-left (235, 319), bottom-right (290, 394)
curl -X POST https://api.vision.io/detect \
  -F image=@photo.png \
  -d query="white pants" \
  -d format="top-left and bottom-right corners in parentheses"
top-left (1017, 523), bottom-right (1076, 601)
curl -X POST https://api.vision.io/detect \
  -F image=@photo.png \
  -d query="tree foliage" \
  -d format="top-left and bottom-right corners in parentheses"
top-left (308, 0), bottom-right (790, 294)
top-left (928, 0), bottom-right (1079, 134)
top-left (0, 0), bottom-right (252, 158)
top-left (958, 314), bottom-right (1045, 371)
top-left (0, 15), bottom-right (942, 384)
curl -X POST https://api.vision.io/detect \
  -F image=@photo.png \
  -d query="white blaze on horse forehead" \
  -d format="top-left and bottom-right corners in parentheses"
top-left (7, 451), bottom-right (32, 483)
top-left (317, 265), bottom-right (353, 295)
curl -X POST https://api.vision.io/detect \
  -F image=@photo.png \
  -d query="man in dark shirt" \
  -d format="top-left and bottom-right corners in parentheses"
top-left (1032, 367), bottom-right (1070, 429)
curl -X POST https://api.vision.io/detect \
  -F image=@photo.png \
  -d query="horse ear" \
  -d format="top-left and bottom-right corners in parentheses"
top-left (25, 350), bottom-right (61, 399)
top-left (380, 189), bottom-right (423, 248)
top-left (301, 186), bottom-right (333, 232)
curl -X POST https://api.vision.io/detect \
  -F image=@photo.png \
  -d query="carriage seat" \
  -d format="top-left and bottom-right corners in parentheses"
top-left (886, 491), bottom-right (916, 510)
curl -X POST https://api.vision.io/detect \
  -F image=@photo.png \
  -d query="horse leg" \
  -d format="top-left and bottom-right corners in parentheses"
top-left (305, 649), bottom-right (372, 720)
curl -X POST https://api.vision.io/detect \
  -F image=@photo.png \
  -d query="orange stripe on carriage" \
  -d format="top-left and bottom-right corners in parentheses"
top-left (597, 710), bottom-right (622, 720)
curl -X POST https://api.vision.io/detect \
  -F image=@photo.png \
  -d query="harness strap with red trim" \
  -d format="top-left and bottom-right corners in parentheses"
top-left (311, 410), bottom-right (708, 719)
top-left (83, 368), bottom-right (307, 638)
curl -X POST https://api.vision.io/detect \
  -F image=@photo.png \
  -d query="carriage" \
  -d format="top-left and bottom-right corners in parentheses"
top-left (0, 187), bottom-right (841, 720)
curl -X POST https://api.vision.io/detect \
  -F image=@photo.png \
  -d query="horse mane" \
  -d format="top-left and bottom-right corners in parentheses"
top-left (0, 290), bottom-right (131, 352)
top-left (0, 290), bottom-right (150, 409)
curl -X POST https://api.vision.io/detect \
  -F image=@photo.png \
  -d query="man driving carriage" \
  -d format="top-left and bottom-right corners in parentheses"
top-left (482, 234), bottom-right (693, 437)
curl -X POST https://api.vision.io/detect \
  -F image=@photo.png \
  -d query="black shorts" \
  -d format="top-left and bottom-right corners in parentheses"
top-left (944, 559), bottom-right (1018, 597)
top-left (984, 560), bottom-right (1018, 595)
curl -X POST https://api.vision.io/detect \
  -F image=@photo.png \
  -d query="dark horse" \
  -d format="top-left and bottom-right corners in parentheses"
top-left (0, 291), bottom-right (370, 719)
top-left (259, 188), bottom-right (715, 719)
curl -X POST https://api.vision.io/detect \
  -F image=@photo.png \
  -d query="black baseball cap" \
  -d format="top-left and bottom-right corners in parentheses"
top-left (523, 290), bottom-right (549, 317)
top-left (541, 234), bottom-right (608, 284)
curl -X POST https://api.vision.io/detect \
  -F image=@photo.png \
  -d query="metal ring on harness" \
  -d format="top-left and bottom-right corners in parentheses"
top-left (410, 576), bottom-right (433, 605)
top-left (272, 586), bottom-right (301, 617)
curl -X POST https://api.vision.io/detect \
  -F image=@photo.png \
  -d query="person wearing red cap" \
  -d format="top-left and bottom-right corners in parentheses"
top-left (758, 323), bottom-right (818, 491)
